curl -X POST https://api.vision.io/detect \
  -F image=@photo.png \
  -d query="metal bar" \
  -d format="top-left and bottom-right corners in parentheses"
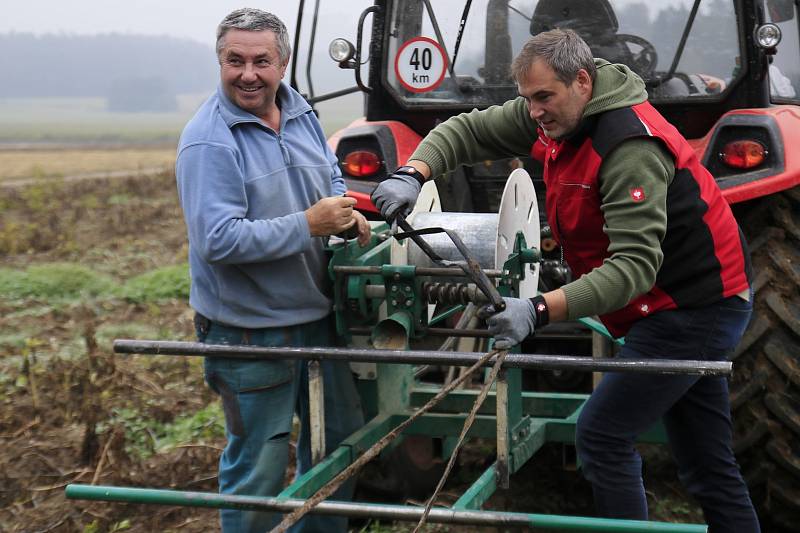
top-left (545, 418), bottom-right (668, 446)
top-left (496, 369), bottom-right (510, 489)
top-left (279, 447), bottom-right (349, 499)
top-left (65, 485), bottom-right (708, 531)
top-left (410, 387), bottom-right (587, 418)
top-left (307, 85), bottom-right (362, 105)
top-left (304, 0), bottom-right (321, 99)
top-left (114, 340), bottom-right (733, 376)
top-left (332, 265), bottom-right (503, 278)
top-left (510, 418), bottom-right (549, 474)
top-left (307, 360), bottom-right (325, 465)
top-left (289, 0), bottom-right (306, 90)
top-left (453, 463), bottom-right (497, 510)
top-left (428, 304), bottom-right (466, 326)
top-left (405, 412), bottom-right (497, 439)
top-left (349, 326), bottom-right (492, 338)
top-left (279, 414), bottom-right (396, 498)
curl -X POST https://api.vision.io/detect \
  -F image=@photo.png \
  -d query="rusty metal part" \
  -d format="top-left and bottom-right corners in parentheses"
top-left (308, 360), bottom-right (325, 465)
top-left (422, 281), bottom-right (489, 305)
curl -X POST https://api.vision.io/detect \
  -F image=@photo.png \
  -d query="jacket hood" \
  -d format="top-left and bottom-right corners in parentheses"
top-left (583, 59), bottom-right (648, 119)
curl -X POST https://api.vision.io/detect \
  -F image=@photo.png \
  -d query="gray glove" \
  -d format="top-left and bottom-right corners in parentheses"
top-left (370, 170), bottom-right (423, 221)
top-left (481, 297), bottom-right (538, 350)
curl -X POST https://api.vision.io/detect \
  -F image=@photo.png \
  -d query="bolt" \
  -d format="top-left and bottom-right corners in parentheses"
top-left (391, 299), bottom-right (397, 306)
top-left (404, 285), bottom-right (412, 293)
top-left (391, 285), bottom-right (398, 292)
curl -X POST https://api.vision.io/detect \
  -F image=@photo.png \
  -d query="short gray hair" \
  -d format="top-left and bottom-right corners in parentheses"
top-left (216, 8), bottom-right (292, 63)
top-left (511, 29), bottom-right (595, 85)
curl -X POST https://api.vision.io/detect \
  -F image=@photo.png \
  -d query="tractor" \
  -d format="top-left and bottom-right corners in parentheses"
top-left (296, 0), bottom-right (800, 528)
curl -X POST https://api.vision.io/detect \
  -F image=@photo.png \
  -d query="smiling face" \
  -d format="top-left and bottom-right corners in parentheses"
top-left (218, 29), bottom-right (288, 120)
top-left (517, 59), bottom-right (593, 140)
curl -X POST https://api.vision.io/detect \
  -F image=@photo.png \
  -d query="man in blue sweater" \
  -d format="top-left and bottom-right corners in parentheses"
top-left (176, 8), bottom-right (367, 533)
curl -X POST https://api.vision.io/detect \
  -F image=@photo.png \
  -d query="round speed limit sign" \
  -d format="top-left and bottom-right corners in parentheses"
top-left (395, 37), bottom-right (448, 93)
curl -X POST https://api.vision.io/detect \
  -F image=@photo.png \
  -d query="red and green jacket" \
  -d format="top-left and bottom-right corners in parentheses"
top-left (534, 101), bottom-right (750, 336)
top-left (410, 60), bottom-right (751, 337)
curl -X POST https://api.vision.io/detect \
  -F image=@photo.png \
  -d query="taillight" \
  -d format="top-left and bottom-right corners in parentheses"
top-left (342, 150), bottom-right (382, 177)
top-left (719, 140), bottom-right (767, 169)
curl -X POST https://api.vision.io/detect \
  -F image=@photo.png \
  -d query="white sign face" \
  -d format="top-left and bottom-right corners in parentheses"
top-left (394, 37), bottom-right (448, 93)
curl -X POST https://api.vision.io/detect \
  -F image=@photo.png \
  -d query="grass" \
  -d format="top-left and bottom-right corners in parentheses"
top-left (0, 263), bottom-right (116, 300)
top-left (98, 402), bottom-right (225, 460)
top-left (0, 262), bottom-right (190, 303)
top-left (0, 147), bottom-right (178, 182)
top-left (121, 264), bottom-right (191, 303)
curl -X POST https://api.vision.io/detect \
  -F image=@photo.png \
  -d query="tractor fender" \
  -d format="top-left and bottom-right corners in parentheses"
top-left (329, 120), bottom-right (423, 214)
top-left (690, 106), bottom-right (800, 204)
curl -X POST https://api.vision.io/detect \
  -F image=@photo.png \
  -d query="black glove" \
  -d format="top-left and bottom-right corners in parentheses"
top-left (480, 295), bottom-right (549, 350)
top-left (370, 166), bottom-right (425, 221)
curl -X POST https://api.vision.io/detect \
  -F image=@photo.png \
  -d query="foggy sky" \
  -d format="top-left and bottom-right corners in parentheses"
top-left (0, 1), bottom-right (361, 48)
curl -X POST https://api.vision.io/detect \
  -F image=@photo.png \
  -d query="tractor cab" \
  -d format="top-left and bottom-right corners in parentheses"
top-left (316, 0), bottom-right (798, 210)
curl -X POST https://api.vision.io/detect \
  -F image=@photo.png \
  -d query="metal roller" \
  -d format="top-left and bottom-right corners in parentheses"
top-left (391, 169), bottom-right (541, 299)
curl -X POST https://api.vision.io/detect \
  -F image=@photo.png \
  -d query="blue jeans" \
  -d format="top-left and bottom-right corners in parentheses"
top-left (198, 315), bottom-right (364, 533)
top-left (575, 295), bottom-right (760, 533)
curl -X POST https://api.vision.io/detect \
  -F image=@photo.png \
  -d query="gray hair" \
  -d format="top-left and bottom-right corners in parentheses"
top-left (216, 8), bottom-right (292, 63)
top-left (511, 29), bottom-right (596, 85)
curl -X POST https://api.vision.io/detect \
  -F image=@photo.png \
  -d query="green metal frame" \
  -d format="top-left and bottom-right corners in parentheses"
top-left (65, 228), bottom-right (703, 532)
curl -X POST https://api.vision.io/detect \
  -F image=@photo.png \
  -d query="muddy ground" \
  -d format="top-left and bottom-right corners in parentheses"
top-left (0, 170), bottom-right (704, 532)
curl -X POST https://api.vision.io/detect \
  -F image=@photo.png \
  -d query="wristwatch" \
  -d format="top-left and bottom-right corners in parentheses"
top-left (394, 165), bottom-right (427, 186)
top-left (530, 295), bottom-right (550, 327)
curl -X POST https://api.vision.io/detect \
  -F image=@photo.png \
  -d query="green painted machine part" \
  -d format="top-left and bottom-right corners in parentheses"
top-left (65, 223), bottom-right (718, 531)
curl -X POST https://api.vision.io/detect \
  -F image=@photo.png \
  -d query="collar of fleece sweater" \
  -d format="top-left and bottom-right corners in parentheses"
top-left (581, 58), bottom-right (648, 120)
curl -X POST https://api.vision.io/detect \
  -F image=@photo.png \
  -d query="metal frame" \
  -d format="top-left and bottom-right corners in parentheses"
top-left (66, 214), bottom-right (723, 531)
top-left (70, 340), bottom-right (726, 532)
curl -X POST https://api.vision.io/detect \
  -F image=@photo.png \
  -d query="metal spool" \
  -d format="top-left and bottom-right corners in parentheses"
top-left (392, 169), bottom-right (540, 299)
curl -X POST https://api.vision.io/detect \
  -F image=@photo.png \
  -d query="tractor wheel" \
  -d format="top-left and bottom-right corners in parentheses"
top-left (731, 186), bottom-right (800, 530)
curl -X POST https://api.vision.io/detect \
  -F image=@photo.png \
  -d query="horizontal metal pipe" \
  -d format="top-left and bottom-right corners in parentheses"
top-left (65, 485), bottom-right (707, 532)
top-left (332, 265), bottom-right (503, 277)
top-left (113, 340), bottom-right (731, 376)
top-left (349, 326), bottom-right (492, 338)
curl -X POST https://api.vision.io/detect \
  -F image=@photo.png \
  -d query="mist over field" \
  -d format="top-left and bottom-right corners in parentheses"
top-left (0, 30), bottom-right (364, 144)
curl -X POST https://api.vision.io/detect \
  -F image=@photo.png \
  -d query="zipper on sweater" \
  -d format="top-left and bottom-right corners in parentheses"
top-left (277, 134), bottom-right (291, 165)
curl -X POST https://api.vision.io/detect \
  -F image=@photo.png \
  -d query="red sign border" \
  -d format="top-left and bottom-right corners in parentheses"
top-left (394, 36), bottom-right (448, 94)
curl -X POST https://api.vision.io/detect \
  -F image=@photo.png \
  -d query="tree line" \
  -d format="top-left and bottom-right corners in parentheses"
top-left (0, 32), bottom-right (219, 110)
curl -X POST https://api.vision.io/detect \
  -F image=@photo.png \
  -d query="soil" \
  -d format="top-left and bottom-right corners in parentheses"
top-left (0, 169), bottom-right (707, 533)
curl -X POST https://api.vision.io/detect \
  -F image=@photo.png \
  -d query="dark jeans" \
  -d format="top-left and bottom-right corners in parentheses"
top-left (575, 295), bottom-right (760, 533)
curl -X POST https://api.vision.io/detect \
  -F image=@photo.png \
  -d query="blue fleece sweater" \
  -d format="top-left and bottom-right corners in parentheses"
top-left (176, 82), bottom-right (345, 328)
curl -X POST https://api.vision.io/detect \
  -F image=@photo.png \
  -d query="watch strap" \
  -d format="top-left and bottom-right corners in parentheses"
top-left (394, 165), bottom-right (427, 186)
top-left (529, 295), bottom-right (550, 327)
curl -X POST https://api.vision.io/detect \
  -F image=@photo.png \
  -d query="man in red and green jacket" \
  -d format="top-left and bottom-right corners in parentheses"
top-left (372, 29), bottom-right (759, 532)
